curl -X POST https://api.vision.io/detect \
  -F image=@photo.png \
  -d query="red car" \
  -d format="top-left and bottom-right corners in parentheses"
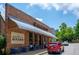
top-left (47, 42), bottom-right (64, 54)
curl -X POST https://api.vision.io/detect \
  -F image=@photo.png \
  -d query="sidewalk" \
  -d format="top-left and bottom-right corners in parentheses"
top-left (17, 49), bottom-right (47, 55)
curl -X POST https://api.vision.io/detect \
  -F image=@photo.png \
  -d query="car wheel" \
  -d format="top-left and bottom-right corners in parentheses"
top-left (48, 51), bottom-right (51, 54)
top-left (62, 49), bottom-right (64, 52)
top-left (58, 49), bottom-right (62, 54)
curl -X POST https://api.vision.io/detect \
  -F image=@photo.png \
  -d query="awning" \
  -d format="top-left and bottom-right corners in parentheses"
top-left (9, 17), bottom-right (57, 38)
top-left (1, 14), bottom-right (5, 21)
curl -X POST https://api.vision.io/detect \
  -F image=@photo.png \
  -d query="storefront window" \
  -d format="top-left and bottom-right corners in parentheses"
top-left (11, 32), bottom-right (24, 44)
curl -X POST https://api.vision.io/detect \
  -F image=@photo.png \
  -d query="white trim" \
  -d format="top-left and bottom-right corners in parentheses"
top-left (1, 14), bottom-right (5, 21)
top-left (34, 51), bottom-right (47, 55)
top-left (9, 17), bottom-right (57, 38)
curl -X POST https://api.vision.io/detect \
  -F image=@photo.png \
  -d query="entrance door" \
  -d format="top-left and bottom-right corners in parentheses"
top-left (29, 32), bottom-right (33, 50)
top-left (39, 35), bottom-right (43, 49)
top-left (34, 33), bottom-right (38, 49)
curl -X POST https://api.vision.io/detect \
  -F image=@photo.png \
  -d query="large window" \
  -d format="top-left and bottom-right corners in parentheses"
top-left (11, 32), bottom-right (24, 44)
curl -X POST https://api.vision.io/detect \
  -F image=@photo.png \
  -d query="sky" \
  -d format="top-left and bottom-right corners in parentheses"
top-left (0, 3), bottom-right (5, 20)
top-left (0, 3), bottom-right (79, 30)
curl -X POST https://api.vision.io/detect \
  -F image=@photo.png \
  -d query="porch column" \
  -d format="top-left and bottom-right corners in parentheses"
top-left (33, 32), bottom-right (35, 46)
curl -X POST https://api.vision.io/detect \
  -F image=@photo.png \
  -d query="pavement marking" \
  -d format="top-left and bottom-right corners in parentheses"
top-left (34, 51), bottom-right (47, 55)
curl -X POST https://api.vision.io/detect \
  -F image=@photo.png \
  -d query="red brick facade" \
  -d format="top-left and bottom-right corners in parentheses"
top-left (0, 14), bottom-right (5, 35)
top-left (4, 4), bottom-right (53, 53)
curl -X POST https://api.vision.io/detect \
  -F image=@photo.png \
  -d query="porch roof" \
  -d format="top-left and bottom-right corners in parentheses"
top-left (9, 17), bottom-right (57, 38)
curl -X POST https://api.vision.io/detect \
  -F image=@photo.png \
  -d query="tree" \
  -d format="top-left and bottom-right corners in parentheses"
top-left (56, 23), bottom-right (67, 41)
top-left (56, 30), bottom-right (62, 41)
top-left (59, 23), bottom-right (67, 31)
top-left (74, 19), bottom-right (79, 40)
top-left (56, 19), bottom-right (79, 42)
top-left (56, 22), bottom-right (74, 42)
top-left (59, 23), bottom-right (67, 41)
top-left (64, 27), bottom-right (74, 42)
top-left (0, 35), bottom-right (6, 54)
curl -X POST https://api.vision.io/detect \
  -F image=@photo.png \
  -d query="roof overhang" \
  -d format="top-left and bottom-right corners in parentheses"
top-left (9, 17), bottom-right (57, 38)
top-left (1, 14), bottom-right (5, 21)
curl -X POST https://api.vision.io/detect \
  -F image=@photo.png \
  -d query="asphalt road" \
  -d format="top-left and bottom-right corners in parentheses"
top-left (41, 43), bottom-right (79, 55)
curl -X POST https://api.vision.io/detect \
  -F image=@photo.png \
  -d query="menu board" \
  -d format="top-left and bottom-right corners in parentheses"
top-left (11, 32), bottom-right (25, 44)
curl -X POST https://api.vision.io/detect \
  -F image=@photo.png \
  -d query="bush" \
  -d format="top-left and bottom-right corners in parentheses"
top-left (0, 35), bottom-right (6, 54)
top-left (0, 35), bottom-right (6, 49)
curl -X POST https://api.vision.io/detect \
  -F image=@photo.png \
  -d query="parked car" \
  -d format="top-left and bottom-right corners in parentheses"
top-left (47, 42), bottom-right (64, 54)
top-left (62, 41), bottom-right (69, 46)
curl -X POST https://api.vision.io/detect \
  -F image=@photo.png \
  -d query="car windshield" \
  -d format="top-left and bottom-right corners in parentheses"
top-left (63, 41), bottom-right (68, 43)
top-left (49, 43), bottom-right (57, 46)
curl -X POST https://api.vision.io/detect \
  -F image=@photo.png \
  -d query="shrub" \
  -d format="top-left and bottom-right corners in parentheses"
top-left (0, 35), bottom-right (6, 54)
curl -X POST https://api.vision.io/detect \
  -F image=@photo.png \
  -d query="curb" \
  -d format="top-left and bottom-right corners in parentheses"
top-left (35, 51), bottom-right (47, 55)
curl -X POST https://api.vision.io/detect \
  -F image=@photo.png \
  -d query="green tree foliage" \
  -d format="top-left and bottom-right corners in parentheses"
top-left (64, 27), bottom-right (74, 42)
top-left (74, 19), bottom-right (79, 40)
top-left (0, 35), bottom-right (6, 54)
top-left (56, 30), bottom-right (62, 41)
top-left (56, 22), bottom-right (74, 42)
top-left (0, 35), bottom-right (6, 49)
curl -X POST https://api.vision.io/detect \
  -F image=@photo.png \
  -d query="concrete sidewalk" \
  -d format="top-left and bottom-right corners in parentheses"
top-left (17, 49), bottom-right (47, 55)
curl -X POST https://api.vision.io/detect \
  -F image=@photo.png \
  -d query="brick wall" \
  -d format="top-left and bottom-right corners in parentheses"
top-left (5, 4), bottom-right (52, 50)
top-left (5, 4), bottom-right (52, 32)
top-left (0, 14), bottom-right (5, 35)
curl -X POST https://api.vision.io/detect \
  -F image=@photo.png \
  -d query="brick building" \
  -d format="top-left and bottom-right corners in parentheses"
top-left (0, 13), bottom-right (5, 35)
top-left (0, 4), bottom-right (56, 53)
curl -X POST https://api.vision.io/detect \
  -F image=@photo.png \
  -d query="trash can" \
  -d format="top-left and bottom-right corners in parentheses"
top-left (19, 47), bottom-right (26, 52)
top-left (10, 48), bottom-right (18, 54)
top-left (26, 46), bottom-right (29, 52)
